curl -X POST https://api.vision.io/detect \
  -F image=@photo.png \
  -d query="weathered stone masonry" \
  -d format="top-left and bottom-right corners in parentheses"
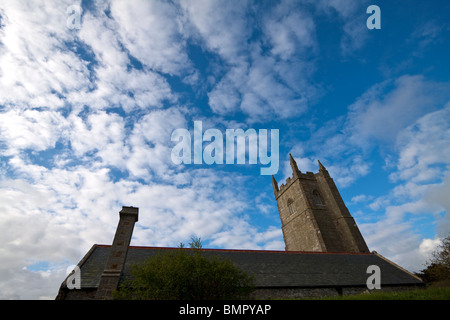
top-left (95, 206), bottom-right (138, 299)
top-left (272, 155), bottom-right (369, 253)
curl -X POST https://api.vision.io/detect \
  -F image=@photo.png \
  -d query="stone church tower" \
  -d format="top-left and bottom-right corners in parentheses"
top-left (272, 155), bottom-right (369, 253)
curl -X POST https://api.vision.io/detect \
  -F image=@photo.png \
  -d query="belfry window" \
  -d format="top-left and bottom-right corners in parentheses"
top-left (312, 190), bottom-right (324, 205)
top-left (287, 198), bottom-right (296, 215)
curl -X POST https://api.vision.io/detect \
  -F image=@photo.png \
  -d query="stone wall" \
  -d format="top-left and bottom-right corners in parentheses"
top-left (251, 285), bottom-right (424, 299)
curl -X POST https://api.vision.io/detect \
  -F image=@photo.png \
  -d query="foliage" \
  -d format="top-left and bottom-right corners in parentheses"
top-left (418, 263), bottom-right (450, 285)
top-left (417, 234), bottom-right (450, 285)
top-left (113, 238), bottom-right (255, 300)
top-left (178, 235), bottom-right (203, 249)
top-left (430, 235), bottom-right (450, 270)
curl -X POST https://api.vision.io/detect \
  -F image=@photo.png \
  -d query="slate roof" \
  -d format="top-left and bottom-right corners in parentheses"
top-left (72, 244), bottom-right (423, 289)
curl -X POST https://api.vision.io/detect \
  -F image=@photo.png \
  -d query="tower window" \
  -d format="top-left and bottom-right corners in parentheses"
top-left (312, 190), bottom-right (324, 205)
top-left (287, 198), bottom-right (296, 215)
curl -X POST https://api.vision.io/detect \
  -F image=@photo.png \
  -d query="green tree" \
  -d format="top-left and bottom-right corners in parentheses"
top-left (430, 235), bottom-right (450, 270)
top-left (113, 238), bottom-right (255, 300)
top-left (417, 234), bottom-right (450, 286)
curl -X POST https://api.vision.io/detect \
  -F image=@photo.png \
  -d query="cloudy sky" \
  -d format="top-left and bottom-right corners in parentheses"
top-left (0, 0), bottom-right (449, 299)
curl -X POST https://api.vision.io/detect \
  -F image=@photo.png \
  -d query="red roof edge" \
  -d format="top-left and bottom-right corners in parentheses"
top-left (95, 244), bottom-right (373, 255)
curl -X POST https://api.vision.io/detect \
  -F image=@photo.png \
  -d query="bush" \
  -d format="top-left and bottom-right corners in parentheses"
top-left (113, 248), bottom-right (255, 300)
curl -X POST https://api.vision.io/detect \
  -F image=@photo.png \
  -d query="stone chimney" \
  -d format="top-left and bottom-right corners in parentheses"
top-left (95, 206), bottom-right (138, 299)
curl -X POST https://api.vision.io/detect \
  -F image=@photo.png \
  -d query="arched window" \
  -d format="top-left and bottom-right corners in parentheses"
top-left (287, 198), bottom-right (296, 215)
top-left (312, 190), bottom-right (324, 205)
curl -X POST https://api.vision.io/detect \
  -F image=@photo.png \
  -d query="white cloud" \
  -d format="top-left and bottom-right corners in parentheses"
top-left (392, 103), bottom-right (450, 183)
top-left (327, 155), bottom-right (370, 187)
top-left (0, 0), bottom-right (90, 110)
top-left (345, 75), bottom-right (449, 148)
top-left (362, 218), bottom-right (443, 273)
top-left (358, 104), bottom-right (450, 271)
top-left (179, 0), bottom-right (252, 64)
top-left (313, 0), bottom-right (360, 18)
top-left (0, 1), bottom-right (174, 115)
top-left (0, 109), bottom-right (67, 156)
top-left (74, 8), bottom-right (174, 112)
top-left (299, 75), bottom-right (450, 188)
top-left (208, 66), bottom-right (245, 115)
top-left (239, 55), bottom-right (312, 122)
top-left (68, 111), bottom-right (126, 160)
top-left (263, 2), bottom-right (316, 60)
top-left (424, 174), bottom-right (450, 237)
top-left (340, 14), bottom-right (369, 56)
top-left (182, 0), bottom-right (319, 122)
top-left (311, 0), bottom-right (369, 56)
top-left (209, 220), bottom-right (284, 251)
top-left (125, 107), bottom-right (189, 182)
top-left (409, 20), bottom-right (448, 55)
top-left (132, 108), bottom-right (187, 145)
top-left (111, 0), bottom-right (192, 76)
top-left (419, 238), bottom-right (442, 263)
top-left (349, 194), bottom-right (373, 205)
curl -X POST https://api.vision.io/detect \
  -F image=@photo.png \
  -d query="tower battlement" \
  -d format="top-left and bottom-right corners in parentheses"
top-left (275, 171), bottom-right (318, 199)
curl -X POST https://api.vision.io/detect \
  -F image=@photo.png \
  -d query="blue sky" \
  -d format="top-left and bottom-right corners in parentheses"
top-left (0, 0), bottom-right (449, 299)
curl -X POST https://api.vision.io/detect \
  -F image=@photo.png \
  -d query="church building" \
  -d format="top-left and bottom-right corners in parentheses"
top-left (56, 156), bottom-right (423, 300)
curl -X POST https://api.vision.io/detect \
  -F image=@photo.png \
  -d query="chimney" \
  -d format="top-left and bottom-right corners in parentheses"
top-left (95, 206), bottom-right (138, 299)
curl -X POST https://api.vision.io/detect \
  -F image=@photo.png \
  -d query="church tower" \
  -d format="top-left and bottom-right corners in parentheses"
top-left (272, 155), bottom-right (369, 253)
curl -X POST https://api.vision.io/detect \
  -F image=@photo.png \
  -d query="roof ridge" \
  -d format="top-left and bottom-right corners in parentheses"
top-left (372, 251), bottom-right (423, 282)
top-left (96, 244), bottom-right (374, 255)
